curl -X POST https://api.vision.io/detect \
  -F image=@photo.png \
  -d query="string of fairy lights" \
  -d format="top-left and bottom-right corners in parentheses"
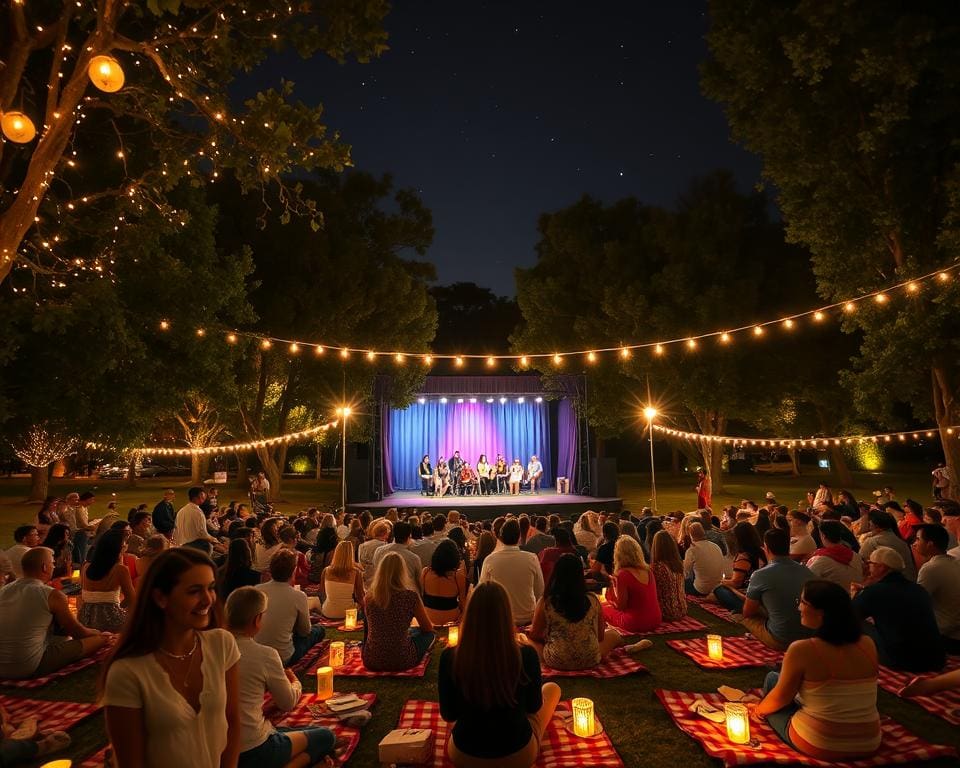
top-left (652, 423), bottom-right (957, 448)
top-left (158, 262), bottom-right (959, 365)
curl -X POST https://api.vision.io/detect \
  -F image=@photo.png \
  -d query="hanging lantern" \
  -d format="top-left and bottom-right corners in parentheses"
top-left (88, 55), bottom-right (125, 92)
top-left (1, 111), bottom-right (36, 143)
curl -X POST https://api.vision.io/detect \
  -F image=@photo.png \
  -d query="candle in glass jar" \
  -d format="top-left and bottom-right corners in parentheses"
top-left (329, 641), bottom-right (345, 668)
top-left (707, 634), bottom-right (723, 661)
top-left (724, 703), bottom-right (750, 744)
top-left (40, 762), bottom-right (72, 768)
top-left (447, 625), bottom-right (459, 647)
top-left (315, 666), bottom-right (334, 700)
top-left (344, 608), bottom-right (358, 630)
top-left (600, 587), bottom-right (607, 602)
top-left (571, 697), bottom-right (595, 737)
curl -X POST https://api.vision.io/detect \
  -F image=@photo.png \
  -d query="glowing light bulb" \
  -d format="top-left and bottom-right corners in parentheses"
top-left (289, 343), bottom-right (299, 353)
top-left (455, 356), bottom-right (464, 367)
top-left (339, 348), bottom-right (349, 359)
top-left (844, 302), bottom-right (856, 312)
top-left (486, 356), bottom-right (495, 367)
top-left (753, 326), bottom-right (764, 336)
top-left (587, 351), bottom-right (597, 362)
top-left (813, 311), bottom-right (824, 322)
top-left (783, 318), bottom-right (795, 329)
top-left (654, 344), bottom-right (664, 355)
top-left (261, 339), bottom-right (272, 350)
top-left (874, 293), bottom-right (887, 304)
top-left (720, 332), bottom-right (730, 344)
top-left (553, 353), bottom-right (563, 365)
top-left (686, 339), bottom-right (697, 350)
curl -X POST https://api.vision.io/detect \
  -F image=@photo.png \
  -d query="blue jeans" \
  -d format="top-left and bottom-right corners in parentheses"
top-left (713, 586), bottom-right (745, 612)
top-left (762, 671), bottom-right (798, 747)
top-left (238, 727), bottom-right (336, 768)
top-left (288, 625), bottom-right (325, 665)
top-left (409, 628), bottom-right (436, 660)
top-left (684, 576), bottom-right (706, 596)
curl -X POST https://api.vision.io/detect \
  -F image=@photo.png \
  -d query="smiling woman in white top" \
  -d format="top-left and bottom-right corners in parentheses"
top-left (101, 548), bottom-right (241, 768)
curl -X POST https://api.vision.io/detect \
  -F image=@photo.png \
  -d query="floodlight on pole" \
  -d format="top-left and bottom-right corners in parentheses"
top-left (336, 407), bottom-right (351, 511)
top-left (644, 406), bottom-right (658, 513)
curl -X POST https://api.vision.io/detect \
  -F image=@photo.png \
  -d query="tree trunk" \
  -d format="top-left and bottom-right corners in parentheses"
top-left (787, 448), bottom-right (801, 477)
top-left (932, 364), bottom-right (960, 500)
top-left (27, 464), bottom-right (49, 502)
top-left (191, 454), bottom-right (203, 485)
top-left (691, 410), bottom-right (726, 494)
top-left (235, 451), bottom-right (251, 491)
top-left (126, 457), bottom-right (138, 487)
top-left (828, 444), bottom-right (854, 488)
top-left (315, 443), bottom-right (323, 481)
top-left (256, 445), bottom-right (288, 501)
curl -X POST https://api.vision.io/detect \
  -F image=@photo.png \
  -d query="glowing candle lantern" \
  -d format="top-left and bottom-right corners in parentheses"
top-left (707, 634), bottom-right (723, 661)
top-left (88, 55), bottom-right (125, 92)
top-left (40, 761), bottom-right (73, 768)
top-left (724, 703), bottom-right (750, 744)
top-left (600, 587), bottom-right (607, 603)
top-left (329, 641), bottom-right (345, 668)
top-left (344, 608), bottom-right (358, 630)
top-left (315, 666), bottom-right (334, 700)
top-left (447, 625), bottom-right (459, 647)
top-left (571, 697), bottom-right (595, 737)
top-left (71, 569), bottom-right (80, 580)
top-left (2, 111), bottom-right (36, 143)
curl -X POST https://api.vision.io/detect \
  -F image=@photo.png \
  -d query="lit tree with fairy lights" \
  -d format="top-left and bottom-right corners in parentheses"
top-left (0, 0), bottom-right (390, 291)
top-left (10, 423), bottom-right (74, 500)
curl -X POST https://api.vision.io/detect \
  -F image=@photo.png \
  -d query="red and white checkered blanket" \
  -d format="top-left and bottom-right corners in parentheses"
top-left (687, 595), bottom-right (740, 624)
top-left (306, 640), bottom-right (430, 678)
top-left (540, 647), bottom-right (648, 679)
top-left (877, 657), bottom-right (960, 726)
top-left (0, 695), bottom-right (100, 733)
top-left (310, 614), bottom-right (342, 628)
top-left (0, 644), bottom-right (112, 689)
top-left (397, 699), bottom-right (625, 767)
top-left (666, 637), bottom-right (783, 670)
top-left (656, 689), bottom-right (957, 767)
top-left (287, 639), bottom-right (331, 674)
top-left (609, 615), bottom-right (707, 637)
top-left (78, 746), bottom-right (110, 767)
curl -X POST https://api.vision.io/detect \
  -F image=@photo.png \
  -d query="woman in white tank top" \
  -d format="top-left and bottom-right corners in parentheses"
top-left (320, 541), bottom-right (364, 619)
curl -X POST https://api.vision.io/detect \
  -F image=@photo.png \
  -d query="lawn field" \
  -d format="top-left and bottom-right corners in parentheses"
top-left (0, 465), bottom-right (956, 766)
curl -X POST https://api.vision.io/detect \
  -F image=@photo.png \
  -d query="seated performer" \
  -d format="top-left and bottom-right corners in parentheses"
top-left (418, 454), bottom-right (434, 496)
top-left (495, 455), bottom-right (509, 494)
top-left (434, 458), bottom-right (451, 498)
top-left (450, 451), bottom-right (465, 496)
top-left (527, 455), bottom-right (544, 494)
top-left (458, 462), bottom-right (473, 496)
top-left (508, 458), bottom-right (525, 495)
top-left (476, 455), bottom-right (491, 495)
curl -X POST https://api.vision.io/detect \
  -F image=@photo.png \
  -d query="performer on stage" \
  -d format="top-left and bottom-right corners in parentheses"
top-left (527, 454), bottom-right (544, 494)
top-left (450, 451), bottom-right (465, 495)
top-left (508, 458), bottom-right (524, 495)
top-left (418, 454), bottom-right (434, 496)
top-left (460, 462), bottom-right (480, 496)
top-left (476, 454), bottom-right (491, 495)
top-left (434, 457), bottom-right (451, 498)
top-left (494, 454), bottom-right (508, 495)
top-left (696, 468), bottom-right (712, 510)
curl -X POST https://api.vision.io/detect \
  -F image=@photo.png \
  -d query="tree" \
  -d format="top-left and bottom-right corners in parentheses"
top-left (703, 0), bottom-right (960, 495)
top-left (174, 395), bottom-right (226, 484)
top-left (9, 424), bottom-right (74, 501)
top-left (430, 283), bottom-right (521, 355)
top-left (211, 171), bottom-right (437, 499)
top-left (0, 0), bottom-right (390, 288)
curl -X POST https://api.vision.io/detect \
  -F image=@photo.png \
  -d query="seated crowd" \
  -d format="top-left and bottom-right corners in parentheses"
top-left (0, 482), bottom-right (958, 765)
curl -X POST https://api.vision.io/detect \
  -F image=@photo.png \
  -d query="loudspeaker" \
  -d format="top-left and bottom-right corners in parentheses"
top-left (591, 458), bottom-right (618, 498)
top-left (346, 442), bottom-right (371, 503)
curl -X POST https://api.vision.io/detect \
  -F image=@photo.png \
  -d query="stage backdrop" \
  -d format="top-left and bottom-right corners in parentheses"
top-left (386, 399), bottom-right (552, 492)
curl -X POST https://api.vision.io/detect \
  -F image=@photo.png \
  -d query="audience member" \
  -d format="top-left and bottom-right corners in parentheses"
top-left (852, 546), bottom-right (945, 672)
top-left (682, 522), bottom-right (725, 596)
top-left (79, 529), bottom-right (135, 632)
top-left (371, 521), bottom-right (422, 587)
top-left (591, 521), bottom-right (620, 578)
top-left (135, 535), bottom-right (168, 585)
top-left (573, 511), bottom-right (600, 551)
top-left (649, 530), bottom-right (687, 622)
top-left (740, 529), bottom-right (814, 651)
top-left (713, 521), bottom-right (767, 612)
top-left (537, 527), bottom-right (579, 588)
top-left (698, 508), bottom-right (728, 555)
top-left (788, 510), bottom-right (816, 560)
top-left (173, 487), bottom-right (221, 555)
top-left (421, 540), bottom-right (470, 626)
top-left (806, 520), bottom-right (863, 591)
top-left (126, 512), bottom-right (152, 558)
top-left (151, 489), bottom-right (177, 539)
top-left (254, 518), bottom-right (284, 572)
top-left (319, 540), bottom-right (364, 620)
top-left (41, 523), bottom-right (72, 579)
top-left (479, 520), bottom-right (544, 625)
top-left (225, 587), bottom-right (339, 768)
top-left (217, 538), bottom-right (261, 603)
top-left (357, 519), bottom-right (391, 590)
top-left (602, 536), bottom-right (661, 635)
top-left (859, 510), bottom-right (917, 581)
top-left (914, 524), bottom-right (960, 655)
top-left (308, 519), bottom-right (340, 583)
top-left (471, 530), bottom-right (497, 586)
top-left (439, 581), bottom-right (560, 767)
top-left (102, 548), bottom-right (240, 768)
top-left (361, 553), bottom-right (435, 672)
top-left (521, 517), bottom-right (555, 555)
top-left (6, 525), bottom-right (40, 579)
top-left (256, 551), bottom-right (324, 665)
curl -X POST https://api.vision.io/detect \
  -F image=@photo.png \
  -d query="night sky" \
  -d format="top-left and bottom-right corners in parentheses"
top-left (241, 1), bottom-right (761, 297)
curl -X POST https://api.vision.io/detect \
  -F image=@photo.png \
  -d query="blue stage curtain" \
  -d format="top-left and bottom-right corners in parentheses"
top-left (387, 400), bottom-right (552, 492)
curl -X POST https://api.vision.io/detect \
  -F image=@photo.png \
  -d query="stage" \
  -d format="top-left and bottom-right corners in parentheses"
top-left (349, 490), bottom-right (622, 520)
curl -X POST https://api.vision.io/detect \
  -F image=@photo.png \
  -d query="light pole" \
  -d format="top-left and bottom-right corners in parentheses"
top-left (644, 406), bottom-right (658, 513)
top-left (336, 406), bottom-right (352, 512)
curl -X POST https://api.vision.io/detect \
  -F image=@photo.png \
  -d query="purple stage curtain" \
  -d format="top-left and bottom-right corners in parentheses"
top-left (385, 399), bottom-right (552, 493)
top-left (556, 398), bottom-right (578, 490)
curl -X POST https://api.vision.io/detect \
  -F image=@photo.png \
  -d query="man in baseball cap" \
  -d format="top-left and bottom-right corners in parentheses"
top-left (852, 546), bottom-right (945, 672)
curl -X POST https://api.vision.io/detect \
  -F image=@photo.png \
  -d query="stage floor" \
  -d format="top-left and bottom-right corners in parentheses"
top-left (349, 490), bottom-right (622, 520)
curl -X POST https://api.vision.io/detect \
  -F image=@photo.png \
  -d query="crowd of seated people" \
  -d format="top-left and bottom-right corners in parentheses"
top-left (0, 480), bottom-right (958, 766)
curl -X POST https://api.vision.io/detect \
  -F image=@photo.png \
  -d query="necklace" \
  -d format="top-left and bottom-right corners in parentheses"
top-left (158, 633), bottom-right (199, 661)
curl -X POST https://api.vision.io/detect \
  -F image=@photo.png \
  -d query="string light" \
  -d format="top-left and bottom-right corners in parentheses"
top-left (652, 423), bottom-right (958, 447)
top-left (147, 263), bottom-right (959, 363)
top-left (11, 426), bottom-right (75, 467)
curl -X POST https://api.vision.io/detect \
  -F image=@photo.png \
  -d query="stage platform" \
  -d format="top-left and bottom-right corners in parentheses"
top-left (348, 490), bottom-right (622, 520)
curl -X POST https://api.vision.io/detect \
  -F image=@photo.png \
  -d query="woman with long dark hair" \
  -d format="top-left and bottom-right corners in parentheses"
top-left (41, 523), bottom-right (72, 579)
top-left (217, 538), bottom-right (261, 602)
top-left (649, 530), bottom-right (687, 622)
top-left (253, 518), bottom-right (283, 572)
top-left (752, 580), bottom-right (880, 760)
top-left (439, 581), bottom-right (561, 766)
top-left (421, 540), bottom-right (470, 626)
top-left (470, 531), bottom-right (497, 586)
top-left (527, 553), bottom-right (622, 670)
top-left (78, 529), bottom-right (135, 631)
top-left (712, 522), bottom-right (767, 612)
top-left (308, 523), bottom-right (340, 584)
top-left (101, 548), bottom-right (240, 768)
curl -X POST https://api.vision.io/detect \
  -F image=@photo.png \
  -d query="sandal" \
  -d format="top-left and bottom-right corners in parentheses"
top-left (37, 731), bottom-right (71, 756)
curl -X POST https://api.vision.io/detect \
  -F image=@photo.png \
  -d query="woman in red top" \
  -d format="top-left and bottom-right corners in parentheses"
top-left (602, 537), bottom-right (661, 633)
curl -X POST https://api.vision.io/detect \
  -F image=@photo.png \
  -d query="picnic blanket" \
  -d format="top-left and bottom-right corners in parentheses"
top-left (310, 614), bottom-right (342, 628)
top-left (687, 595), bottom-right (740, 624)
top-left (397, 699), bottom-right (625, 767)
top-left (78, 746), bottom-right (111, 767)
top-left (609, 615), bottom-right (707, 637)
top-left (666, 637), bottom-right (783, 670)
top-left (540, 647), bottom-right (648, 679)
top-left (0, 643), bottom-right (112, 689)
top-left (656, 688), bottom-right (957, 767)
top-left (877, 657), bottom-right (960, 726)
top-left (306, 640), bottom-right (430, 678)
top-left (288, 639), bottom-right (330, 674)
top-left (0, 695), bottom-right (100, 733)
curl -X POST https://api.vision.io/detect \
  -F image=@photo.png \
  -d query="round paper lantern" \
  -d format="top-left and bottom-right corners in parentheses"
top-left (1, 111), bottom-right (36, 143)
top-left (88, 55), bottom-right (125, 92)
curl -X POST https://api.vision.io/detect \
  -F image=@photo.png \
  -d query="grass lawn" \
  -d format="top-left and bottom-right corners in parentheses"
top-left (2, 466), bottom-right (955, 767)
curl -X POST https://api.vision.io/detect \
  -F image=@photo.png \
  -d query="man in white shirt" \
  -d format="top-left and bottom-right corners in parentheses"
top-left (806, 520), bottom-right (863, 591)
top-left (173, 487), bottom-right (223, 554)
top-left (256, 550), bottom-right (324, 665)
top-left (371, 521), bottom-right (422, 588)
top-left (226, 586), bottom-right (336, 764)
top-left (915, 524), bottom-right (960, 654)
top-left (479, 519), bottom-right (544, 624)
top-left (526, 455), bottom-right (544, 494)
top-left (682, 522), bottom-right (725, 596)
top-left (358, 520), bottom-right (391, 589)
top-left (787, 510), bottom-right (817, 560)
top-left (5, 525), bottom-right (40, 580)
